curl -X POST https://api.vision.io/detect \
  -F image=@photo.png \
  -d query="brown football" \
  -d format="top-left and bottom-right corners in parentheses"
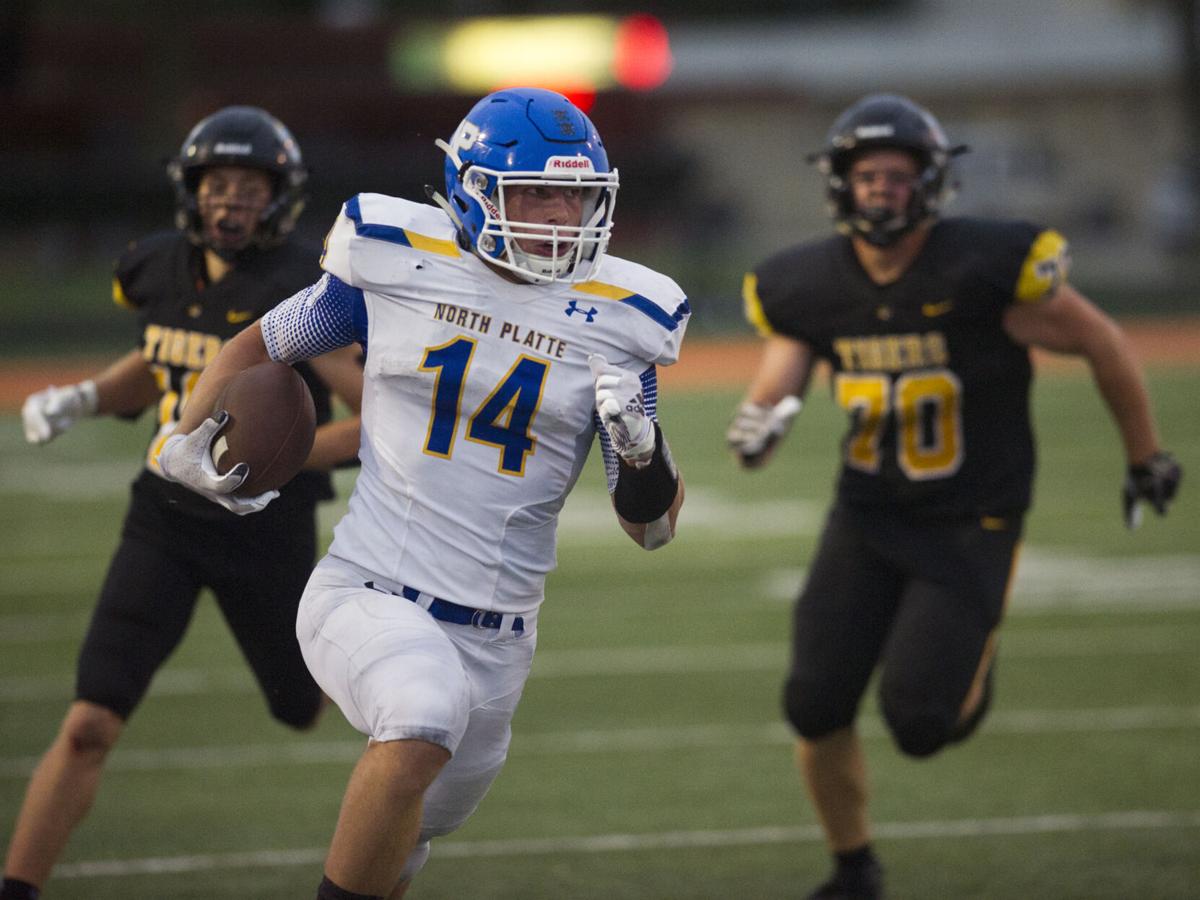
top-left (211, 361), bottom-right (316, 496)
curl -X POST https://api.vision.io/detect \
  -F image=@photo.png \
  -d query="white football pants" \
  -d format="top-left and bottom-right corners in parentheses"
top-left (297, 555), bottom-right (537, 842)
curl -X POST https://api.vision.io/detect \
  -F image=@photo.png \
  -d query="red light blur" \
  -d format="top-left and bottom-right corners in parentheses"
top-left (560, 88), bottom-right (597, 112)
top-left (613, 14), bottom-right (672, 91)
top-left (490, 82), bottom-right (595, 113)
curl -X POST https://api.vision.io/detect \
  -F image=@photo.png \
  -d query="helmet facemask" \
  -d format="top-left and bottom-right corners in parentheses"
top-left (824, 149), bottom-right (951, 247)
top-left (188, 167), bottom-right (279, 261)
top-left (459, 164), bottom-right (616, 284)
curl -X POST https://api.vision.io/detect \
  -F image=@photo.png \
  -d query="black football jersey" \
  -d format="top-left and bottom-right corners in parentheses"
top-left (113, 231), bottom-right (334, 517)
top-left (744, 217), bottom-right (1071, 518)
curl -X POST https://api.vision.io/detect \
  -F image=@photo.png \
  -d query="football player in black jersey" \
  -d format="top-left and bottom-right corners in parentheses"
top-left (2, 107), bottom-right (363, 900)
top-left (727, 94), bottom-right (1182, 900)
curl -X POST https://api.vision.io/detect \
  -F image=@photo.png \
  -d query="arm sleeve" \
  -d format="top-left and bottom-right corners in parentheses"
top-left (260, 272), bottom-right (369, 363)
top-left (596, 365), bottom-right (659, 492)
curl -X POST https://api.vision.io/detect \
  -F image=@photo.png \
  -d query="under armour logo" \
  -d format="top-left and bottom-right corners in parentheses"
top-left (565, 300), bottom-right (598, 322)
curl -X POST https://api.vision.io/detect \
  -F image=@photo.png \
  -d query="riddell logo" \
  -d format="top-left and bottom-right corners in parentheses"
top-left (214, 142), bottom-right (253, 155)
top-left (546, 156), bottom-right (594, 172)
top-left (854, 125), bottom-right (894, 139)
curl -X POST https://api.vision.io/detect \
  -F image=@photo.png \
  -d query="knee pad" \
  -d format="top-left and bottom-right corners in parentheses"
top-left (419, 741), bottom-right (510, 841)
top-left (782, 675), bottom-right (853, 740)
top-left (886, 707), bottom-right (952, 758)
top-left (268, 690), bottom-right (324, 731)
top-left (366, 658), bottom-right (470, 751)
top-left (398, 840), bottom-right (431, 883)
top-left (884, 665), bottom-right (996, 756)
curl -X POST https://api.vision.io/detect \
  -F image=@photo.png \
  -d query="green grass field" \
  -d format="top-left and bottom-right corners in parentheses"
top-left (1, 369), bottom-right (1197, 899)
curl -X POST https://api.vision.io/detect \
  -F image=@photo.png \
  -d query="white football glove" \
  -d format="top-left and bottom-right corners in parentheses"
top-left (22, 380), bottom-right (99, 444)
top-left (157, 413), bottom-right (278, 515)
top-left (726, 395), bottom-right (803, 468)
top-left (588, 353), bottom-right (656, 468)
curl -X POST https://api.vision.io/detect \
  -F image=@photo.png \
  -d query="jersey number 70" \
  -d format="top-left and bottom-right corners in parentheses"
top-left (835, 369), bottom-right (963, 480)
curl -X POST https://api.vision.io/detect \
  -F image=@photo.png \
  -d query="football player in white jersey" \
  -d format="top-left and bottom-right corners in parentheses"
top-left (157, 87), bottom-right (690, 900)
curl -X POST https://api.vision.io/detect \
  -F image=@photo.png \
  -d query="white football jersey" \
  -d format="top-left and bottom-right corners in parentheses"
top-left (318, 193), bottom-right (689, 613)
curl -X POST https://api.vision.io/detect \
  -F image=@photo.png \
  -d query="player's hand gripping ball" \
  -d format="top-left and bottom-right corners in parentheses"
top-left (158, 362), bottom-right (315, 515)
top-left (211, 361), bottom-right (316, 496)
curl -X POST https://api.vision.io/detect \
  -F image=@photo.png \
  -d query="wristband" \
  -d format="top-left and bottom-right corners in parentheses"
top-left (78, 379), bottom-right (99, 416)
top-left (613, 423), bottom-right (679, 524)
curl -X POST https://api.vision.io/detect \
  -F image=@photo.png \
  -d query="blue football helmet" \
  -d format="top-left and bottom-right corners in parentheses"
top-left (435, 88), bottom-right (618, 284)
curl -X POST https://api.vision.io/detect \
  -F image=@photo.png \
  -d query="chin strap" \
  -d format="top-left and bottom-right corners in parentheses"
top-left (850, 205), bottom-right (923, 247)
top-left (424, 185), bottom-right (465, 232)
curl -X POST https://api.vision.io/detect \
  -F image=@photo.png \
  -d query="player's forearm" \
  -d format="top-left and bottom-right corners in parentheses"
top-left (305, 416), bottom-right (361, 471)
top-left (309, 345), bottom-right (365, 414)
top-left (744, 335), bottom-right (814, 406)
top-left (176, 323), bottom-right (272, 433)
top-left (91, 349), bottom-right (161, 416)
top-left (1083, 325), bottom-right (1161, 465)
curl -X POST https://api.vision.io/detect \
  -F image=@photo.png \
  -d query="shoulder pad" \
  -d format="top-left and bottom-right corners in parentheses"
top-left (112, 230), bottom-right (179, 311)
top-left (746, 237), bottom-right (841, 336)
top-left (570, 255), bottom-right (690, 365)
top-left (244, 239), bottom-right (324, 300)
top-left (320, 194), bottom-right (462, 292)
top-left (938, 217), bottom-right (1068, 305)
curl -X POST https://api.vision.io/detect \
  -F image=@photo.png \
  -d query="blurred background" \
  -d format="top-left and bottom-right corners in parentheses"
top-left (2, 0), bottom-right (1197, 350)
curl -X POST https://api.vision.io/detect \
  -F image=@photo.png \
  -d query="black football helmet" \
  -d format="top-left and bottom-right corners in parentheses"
top-left (811, 94), bottom-right (968, 246)
top-left (167, 105), bottom-right (307, 252)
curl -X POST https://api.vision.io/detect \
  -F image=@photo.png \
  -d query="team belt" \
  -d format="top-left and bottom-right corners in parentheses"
top-left (364, 581), bottom-right (524, 633)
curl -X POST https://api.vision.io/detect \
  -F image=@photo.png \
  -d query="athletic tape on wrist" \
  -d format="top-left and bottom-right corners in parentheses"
top-left (613, 423), bottom-right (678, 524)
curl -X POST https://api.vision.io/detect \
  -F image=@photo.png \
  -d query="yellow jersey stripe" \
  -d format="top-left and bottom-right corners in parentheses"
top-left (572, 281), bottom-right (686, 331)
top-left (742, 272), bottom-right (774, 337)
top-left (112, 276), bottom-right (134, 309)
top-left (404, 230), bottom-right (461, 257)
top-left (572, 281), bottom-right (633, 301)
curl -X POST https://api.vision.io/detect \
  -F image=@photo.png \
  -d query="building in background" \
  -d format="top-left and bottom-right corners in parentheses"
top-left (0, 0), bottom-right (1194, 351)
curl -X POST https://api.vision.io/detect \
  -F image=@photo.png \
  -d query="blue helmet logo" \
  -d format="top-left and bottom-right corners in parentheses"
top-left (435, 88), bottom-right (619, 284)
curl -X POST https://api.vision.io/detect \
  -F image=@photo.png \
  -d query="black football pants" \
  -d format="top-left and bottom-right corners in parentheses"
top-left (783, 502), bottom-right (1022, 757)
top-left (75, 477), bottom-right (322, 727)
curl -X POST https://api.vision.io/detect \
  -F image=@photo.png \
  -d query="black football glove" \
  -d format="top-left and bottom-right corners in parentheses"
top-left (1122, 450), bottom-right (1182, 529)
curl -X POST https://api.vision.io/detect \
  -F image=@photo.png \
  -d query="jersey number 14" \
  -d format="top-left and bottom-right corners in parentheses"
top-left (419, 336), bottom-right (549, 477)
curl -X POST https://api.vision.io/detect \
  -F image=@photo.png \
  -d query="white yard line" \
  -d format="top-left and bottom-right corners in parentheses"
top-left (52, 809), bottom-right (1200, 879)
top-left (760, 552), bottom-right (1200, 611)
top-left (3, 706), bottom-right (1198, 778)
top-left (1, 623), bottom-right (1197, 699)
